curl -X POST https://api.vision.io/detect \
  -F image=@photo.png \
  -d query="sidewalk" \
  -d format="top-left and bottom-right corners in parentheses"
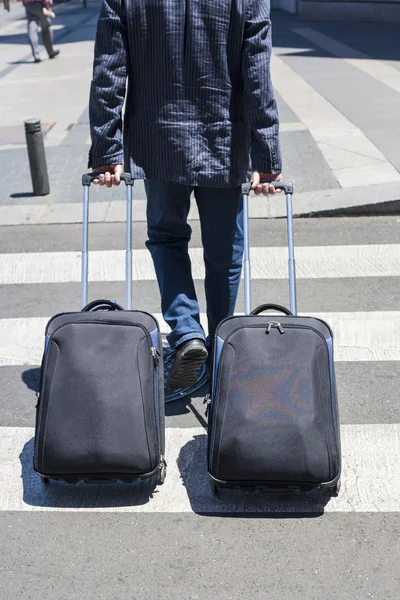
top-left (1, 4), bottom-right (399, 217)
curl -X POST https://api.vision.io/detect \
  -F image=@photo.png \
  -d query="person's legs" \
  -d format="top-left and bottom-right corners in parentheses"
top-left (26, 3), bottom-right (57, 59)
top-left (194, 186), bottom-right (244, 346)
top-left (145, 180), bottom-right (205, 349)
top-left (38, 11), bottom-right (55, 58)
top-left (26, 5), bottom-right (40, 61)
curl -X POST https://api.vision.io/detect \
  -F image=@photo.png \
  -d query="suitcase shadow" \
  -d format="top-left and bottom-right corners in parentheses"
top-left (21, 368), bottom-right (40, 392)
top-left (177, 434), bottom-right (332, 518)
top-left (20, 439), bottom-right (159, 509)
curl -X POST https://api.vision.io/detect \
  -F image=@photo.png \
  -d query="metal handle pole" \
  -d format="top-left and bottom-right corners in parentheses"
top-left (125, 184), bottom-right (133, 310)
top-left (81, 184), bottom-right (89, 308)
top-left (243, 191), bottom-right (251, 315)
top-left (286, 192), bottom-right (297, 315)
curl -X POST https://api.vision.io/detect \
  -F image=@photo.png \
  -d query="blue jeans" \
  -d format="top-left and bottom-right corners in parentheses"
top-left (145, 181), bottom-right (244, 349)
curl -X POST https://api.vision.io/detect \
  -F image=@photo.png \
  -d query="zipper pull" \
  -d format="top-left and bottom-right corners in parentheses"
top-left (266, 321), bottom-right (285, 334)
top-left (151, 347), bottom-right (159, 366)
top-left (203, 394), bottom-right (211, 417)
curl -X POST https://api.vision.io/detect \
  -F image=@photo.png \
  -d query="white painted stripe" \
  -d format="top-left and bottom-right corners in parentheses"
top-left (1, 311), bottom-right (400, 366)
top-left (0, 202), bottom-right (111, 226)
top-left (1, 245), bottom-right (399, 285)
top-left (271, 53), bottom-right (400, 188)
top-left (279, 122), bottom-right (307, 132)
top-left (44, 120), bottom-right (78, 146)
top-left (294, 28), bottom-right (400, 95)
top-left (1, 425), bottom-right (399, 513)
top-left (1, 72), bottom-right (91, 85)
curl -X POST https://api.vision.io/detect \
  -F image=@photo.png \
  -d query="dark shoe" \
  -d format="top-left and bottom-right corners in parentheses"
top-left (166, 339), bottom-right (208, 389)
top-left (34, 57), bottom-right (41, 63)
top-left (49, 50), bottom-right (60, 59)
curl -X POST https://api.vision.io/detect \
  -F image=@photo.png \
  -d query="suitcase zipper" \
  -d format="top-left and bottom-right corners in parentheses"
top-left (209, 323), bottom-right (338, 478)
top-left (215, 314), bottom-right (334, 338)
top-left (34, 335), bottom-right (54, 471)
top-left (204, 393), bottom-right (211, 417)
top-left (151, 345), bottom-right (162, 458)
top-left (266, 321), bottom-right (284, 334)
top-left (45, 310), bottom-right (160, 336)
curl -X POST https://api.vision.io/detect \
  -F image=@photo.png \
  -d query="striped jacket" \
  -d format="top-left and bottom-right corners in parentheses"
top-left (88, 0), bottom-right (281, 187)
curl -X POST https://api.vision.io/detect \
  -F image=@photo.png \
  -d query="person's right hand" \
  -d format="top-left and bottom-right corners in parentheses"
top-left (251, 172), bottom-right (283, 196)
top-left (92, 165), bottom-right (123, 187)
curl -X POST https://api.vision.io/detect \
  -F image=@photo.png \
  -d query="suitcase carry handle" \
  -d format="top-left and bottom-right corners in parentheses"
top-left (82, 299), bottom-right (125, 312)
top-left (81, 172), bottom-right (134, 310)
top-left (241, 181), bottom-right (297, 316)
top-left (250, 303), bottom-right (293, 316)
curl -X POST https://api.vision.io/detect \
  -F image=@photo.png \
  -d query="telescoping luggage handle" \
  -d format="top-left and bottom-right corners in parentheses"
top-left (241, 181), bottom-right (297, 316)
top-left (81, 172), bottom-right (134, 310)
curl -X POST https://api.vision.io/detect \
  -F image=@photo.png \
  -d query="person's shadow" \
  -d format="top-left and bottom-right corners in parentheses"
top-left (176, 432), bottom-right (332, 518)
top-left (20, 438), bottom-right (158, 509)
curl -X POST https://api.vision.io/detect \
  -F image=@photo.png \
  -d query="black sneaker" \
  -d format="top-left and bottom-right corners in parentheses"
top-left (49, 50), bottom-right (60, 59)
top-left (166, 339), bottom-right (208, 389)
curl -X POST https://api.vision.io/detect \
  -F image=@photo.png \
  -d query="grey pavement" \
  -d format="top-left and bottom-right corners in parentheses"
top-left (1, 213), bottom-right (400, 599)
top-left (0, 4), bottom-right (400, 600)
top-left (1, 5), bottom-right (399, 212)
top-left (1, 513), bottom-right (399, 600)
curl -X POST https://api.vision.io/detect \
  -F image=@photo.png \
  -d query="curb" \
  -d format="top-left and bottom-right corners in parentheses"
top-left (1, 183), bottom-right (400, 226)
top-left (294, 199), bottom-right (400, 218)
top-left (266, 182), bottom-right (400, 218)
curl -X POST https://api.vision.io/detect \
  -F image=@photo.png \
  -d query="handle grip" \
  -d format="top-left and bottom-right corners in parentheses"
top-left (251, 304), bottom-right (293, 316)
top-left (82, 172), bottom-right (133, 186)
top-left (241, 181), bottom-right (294, 195)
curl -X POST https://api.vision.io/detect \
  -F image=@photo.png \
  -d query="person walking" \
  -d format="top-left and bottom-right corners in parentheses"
top-left (89, 0), bottom-right (282, 389)
top-left (23, 0), bottom-right (60, 63)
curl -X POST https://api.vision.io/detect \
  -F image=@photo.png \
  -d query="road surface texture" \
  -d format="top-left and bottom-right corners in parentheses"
top-left (0, 1), bottom-right (399, 599)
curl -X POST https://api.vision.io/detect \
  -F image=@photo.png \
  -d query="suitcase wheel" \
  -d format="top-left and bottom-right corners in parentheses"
top-left (40, 476), bottom-right (49, 485)
top-left (158, 461), bottom-right (166, 485)
top-left (331, 479), bottom-right (341, 497)
top-left (210, 481), bottom-right (218, 496)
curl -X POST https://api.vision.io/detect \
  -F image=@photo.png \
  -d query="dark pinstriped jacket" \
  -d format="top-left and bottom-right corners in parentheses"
top-left (88, 0), bottom-right (281, 188)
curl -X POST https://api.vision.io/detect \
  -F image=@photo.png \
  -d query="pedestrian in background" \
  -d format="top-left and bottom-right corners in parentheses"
top-left (23, 0), bottom-right (60, 63)
top-left (89, 0), bottom-right (282, 388)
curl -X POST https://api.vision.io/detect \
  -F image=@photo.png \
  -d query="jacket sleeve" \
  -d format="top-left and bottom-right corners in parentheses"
top-left (88, 0), bottom-right (128, 168)
top-left (242, 0), bottom-right (282, 174)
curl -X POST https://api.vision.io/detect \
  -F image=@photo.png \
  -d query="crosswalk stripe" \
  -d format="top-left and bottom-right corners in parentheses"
top-left (1, 424), bottom-right (399, 513)
top-left (271, 53), bottom-right (400, 188)
top-left (2, 182), bottom-right (400, 226)
top-left (1, 311), bottom-right (399, 366)
top-left (1, 244), bottom-right (399, 285)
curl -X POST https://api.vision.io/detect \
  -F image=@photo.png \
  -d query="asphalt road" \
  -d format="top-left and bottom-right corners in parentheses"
top-left (0, 214), bottom-right (399, 599)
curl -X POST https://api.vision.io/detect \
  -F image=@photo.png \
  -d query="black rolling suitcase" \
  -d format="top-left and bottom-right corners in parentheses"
top-left (33, 173), bottom-right (166, 486)
top-left (207, 182), bottom-right (341, 497)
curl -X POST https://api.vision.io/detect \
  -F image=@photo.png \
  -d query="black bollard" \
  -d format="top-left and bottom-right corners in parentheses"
top-left (24, 119), bottom-right (50, 196)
